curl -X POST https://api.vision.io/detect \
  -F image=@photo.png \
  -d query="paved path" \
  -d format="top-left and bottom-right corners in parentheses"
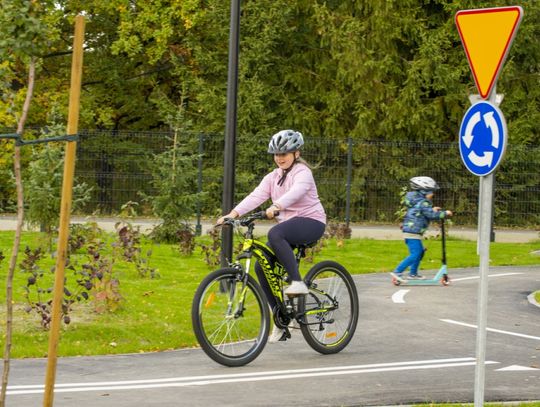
top-left (1, 215), bottom-right (538, 243)
top-left (3, 266), bottom-right (540, 406)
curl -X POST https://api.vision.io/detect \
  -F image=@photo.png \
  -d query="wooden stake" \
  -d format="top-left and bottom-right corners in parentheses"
top-left (43, 15), bottom-right (85, 407)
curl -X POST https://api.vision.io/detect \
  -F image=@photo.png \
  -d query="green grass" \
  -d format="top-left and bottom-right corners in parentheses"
top-left (0, 230), bottom-right (539, 358)
top-left (318, 236), bottom-right (540, 273)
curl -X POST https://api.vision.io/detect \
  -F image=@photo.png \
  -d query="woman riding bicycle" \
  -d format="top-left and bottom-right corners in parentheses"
top-left (217, 129), bottom-right (326, 340)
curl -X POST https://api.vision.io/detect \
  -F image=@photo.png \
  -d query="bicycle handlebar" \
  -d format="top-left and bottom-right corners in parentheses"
top-left (217, 210), bottom-right (281, 229)
top-left (239, 210), bottom-right (268, 226)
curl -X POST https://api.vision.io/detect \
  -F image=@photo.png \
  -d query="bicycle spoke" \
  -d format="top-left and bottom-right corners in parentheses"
top-left (192, 268), bottom-right (269, 366)
top-left (299, 261), bottom-right (359, 354)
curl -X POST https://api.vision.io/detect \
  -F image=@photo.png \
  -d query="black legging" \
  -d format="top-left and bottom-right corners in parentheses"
top-left (254, 217), bottom-right (325, 310)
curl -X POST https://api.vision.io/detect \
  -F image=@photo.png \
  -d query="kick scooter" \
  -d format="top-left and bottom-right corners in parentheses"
top-left (391, 219), bottom-right (450, 286)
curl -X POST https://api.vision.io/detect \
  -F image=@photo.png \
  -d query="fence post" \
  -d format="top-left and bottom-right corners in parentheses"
top-left (345, 137), bottom-right (353, 226)
top-left (196, 133), bottom-right (204, 236)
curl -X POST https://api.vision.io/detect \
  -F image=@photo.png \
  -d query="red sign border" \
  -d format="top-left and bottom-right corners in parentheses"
top-left (455, 6), bottom-right (523, 99)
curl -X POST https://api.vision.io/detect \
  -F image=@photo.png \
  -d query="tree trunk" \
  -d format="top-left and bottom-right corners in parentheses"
top-left (1, 57), bottom-right (35, 407)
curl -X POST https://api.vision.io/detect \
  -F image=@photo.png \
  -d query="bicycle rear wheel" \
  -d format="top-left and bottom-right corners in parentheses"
top-left (191, 267), bottom-right (270, 367)
top-left (298, 260), bottom-right (359, 354)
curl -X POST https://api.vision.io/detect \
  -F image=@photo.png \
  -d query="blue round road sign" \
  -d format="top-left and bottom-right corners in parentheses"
top-left (459, 101), bottom-right (507, 176)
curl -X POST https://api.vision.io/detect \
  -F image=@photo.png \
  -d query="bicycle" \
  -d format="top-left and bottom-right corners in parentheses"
top-left (191, 211), bottom-right (359, 367)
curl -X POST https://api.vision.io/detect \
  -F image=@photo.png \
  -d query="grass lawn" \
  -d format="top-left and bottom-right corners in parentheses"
top-left (1, 229), bottom-right (539, 358)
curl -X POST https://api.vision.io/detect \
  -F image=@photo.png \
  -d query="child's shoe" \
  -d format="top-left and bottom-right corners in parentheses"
top-left (407, 274), bottom-right (425, 280)
top-left (284, 280), bottom-right (309, 296)
top-left (390, 271), bottom-right (404, 281)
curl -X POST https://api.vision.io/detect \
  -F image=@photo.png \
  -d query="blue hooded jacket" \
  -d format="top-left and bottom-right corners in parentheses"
top-left (402, 191), bottom-right (447, 235)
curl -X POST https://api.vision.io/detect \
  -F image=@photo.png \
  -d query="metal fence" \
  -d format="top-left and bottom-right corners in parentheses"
top-left (73, 130), bottom-right (540, 227)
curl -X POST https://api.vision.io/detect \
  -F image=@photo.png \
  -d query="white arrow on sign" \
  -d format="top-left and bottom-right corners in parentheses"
top-left (463, 111), bottom-right (480, 148)
top-left (462, 111), bottom-right (500, 167)
top-left (484, 111), bottom-right (500, 148)
top-left (469, 150), bottom-right (493, 167)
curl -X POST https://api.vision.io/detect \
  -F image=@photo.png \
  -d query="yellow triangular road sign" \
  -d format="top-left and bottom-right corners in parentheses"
top-left (456, 6), bottom-right (523, 99)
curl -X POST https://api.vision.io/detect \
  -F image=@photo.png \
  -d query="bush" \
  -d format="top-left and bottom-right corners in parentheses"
top-left (25, 141), bottom-right (92, 234)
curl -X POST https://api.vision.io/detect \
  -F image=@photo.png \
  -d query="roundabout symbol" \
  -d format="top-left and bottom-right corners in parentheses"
top-left (459, 101), bottom-right (507, 176)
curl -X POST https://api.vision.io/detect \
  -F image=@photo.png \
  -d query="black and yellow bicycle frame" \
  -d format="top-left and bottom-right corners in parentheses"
top-left (236, 237), bottom-right (339, 325)
top-left (238, 238), bottom-right (285, 303)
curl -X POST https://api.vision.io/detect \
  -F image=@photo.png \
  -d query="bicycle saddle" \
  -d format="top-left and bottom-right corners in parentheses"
top-left (291, 241), bottom-right (319, 250)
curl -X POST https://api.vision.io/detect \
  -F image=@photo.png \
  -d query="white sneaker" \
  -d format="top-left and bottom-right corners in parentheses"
top-left (288, 318), bottom-right (299, 329)
top-left (268, 325), bottom-right (287, 343)
top-left (284, 280), bottom-right (309, 296)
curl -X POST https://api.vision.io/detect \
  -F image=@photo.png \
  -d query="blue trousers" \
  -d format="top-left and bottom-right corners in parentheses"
top-left (396, 238), bottom-right (425, 276)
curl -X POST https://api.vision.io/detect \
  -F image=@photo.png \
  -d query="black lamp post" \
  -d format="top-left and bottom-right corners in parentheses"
top-left (221, 0), bottom-right (241, 266)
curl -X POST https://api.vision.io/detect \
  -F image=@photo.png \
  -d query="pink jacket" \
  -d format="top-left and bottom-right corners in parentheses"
top-left (233, 163), bottom-right (326, 224)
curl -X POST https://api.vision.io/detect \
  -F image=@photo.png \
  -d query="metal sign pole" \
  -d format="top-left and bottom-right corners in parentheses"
top-left (473, 87), bottom-right (497, 407)
top-left (474, 172), bottom-right (493, 406)
top-left (456, 8), bottom-right (522, 405)
top-left (476, 176), bottom-right (483, 255)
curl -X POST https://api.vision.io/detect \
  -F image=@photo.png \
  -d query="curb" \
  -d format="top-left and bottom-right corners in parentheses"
top-left (527, 291), bottom-right (540, 309)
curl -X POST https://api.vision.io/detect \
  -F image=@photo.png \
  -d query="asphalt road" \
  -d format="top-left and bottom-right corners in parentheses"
top-left (3, 265), bottom-right (540, 407)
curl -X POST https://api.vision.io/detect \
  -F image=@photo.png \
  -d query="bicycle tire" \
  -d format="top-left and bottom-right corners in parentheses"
top-left (191, 267), bottom-right (270, 367)
top-left (298, 260), bottom-right (359, 354)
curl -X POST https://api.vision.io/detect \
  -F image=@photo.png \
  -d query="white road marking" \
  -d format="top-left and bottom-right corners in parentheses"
top-left (440, 319), bottom-right (540, 341)
top-left (7, 357), bottom-right (498, 396)
top-left (392, 289), bottom-right (410, 303)
top-left (496, 365), bottom-right (540, 371)
top-left (391, 273), bottom-right (524, 302)
top-left (451, 272), bottom-right (523, 282)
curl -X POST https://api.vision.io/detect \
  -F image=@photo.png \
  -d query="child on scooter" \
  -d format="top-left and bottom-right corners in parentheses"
top-left (392, 176), bottom-right (453, 280)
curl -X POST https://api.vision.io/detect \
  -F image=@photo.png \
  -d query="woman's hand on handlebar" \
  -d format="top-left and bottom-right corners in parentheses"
top-left (265, 204), bottom-right (280, 220)
top-left (216, 210), bottom-right (239, 226)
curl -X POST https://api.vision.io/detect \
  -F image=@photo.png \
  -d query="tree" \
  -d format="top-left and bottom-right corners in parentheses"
top-left (0, 0), bottom-right (538, 230)
top-left (0, 1), bottom-right (64, 404)
top-left (141, 97), bottom-right (204, 242)
top-left (0, 59), bottom-right (33, 407)
top-left (2, 0), bottom-right (537, 147)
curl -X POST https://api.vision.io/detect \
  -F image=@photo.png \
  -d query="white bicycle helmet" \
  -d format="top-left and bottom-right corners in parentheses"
top-left (410, 176), bottom-right (439, 191)
top-left (267, 130), bottom-right (304, 154)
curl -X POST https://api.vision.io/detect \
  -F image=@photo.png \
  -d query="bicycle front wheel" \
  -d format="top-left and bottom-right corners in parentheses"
top-left (299, 260), bottom-right (359, 354)
top-left (191, 267), bottom-right (270, 367)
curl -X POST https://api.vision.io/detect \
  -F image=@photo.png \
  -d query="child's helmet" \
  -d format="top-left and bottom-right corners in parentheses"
top-left (267, 130), bottom-right (304, 154)
top-left (410, 176), bottom-right (439, 191)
